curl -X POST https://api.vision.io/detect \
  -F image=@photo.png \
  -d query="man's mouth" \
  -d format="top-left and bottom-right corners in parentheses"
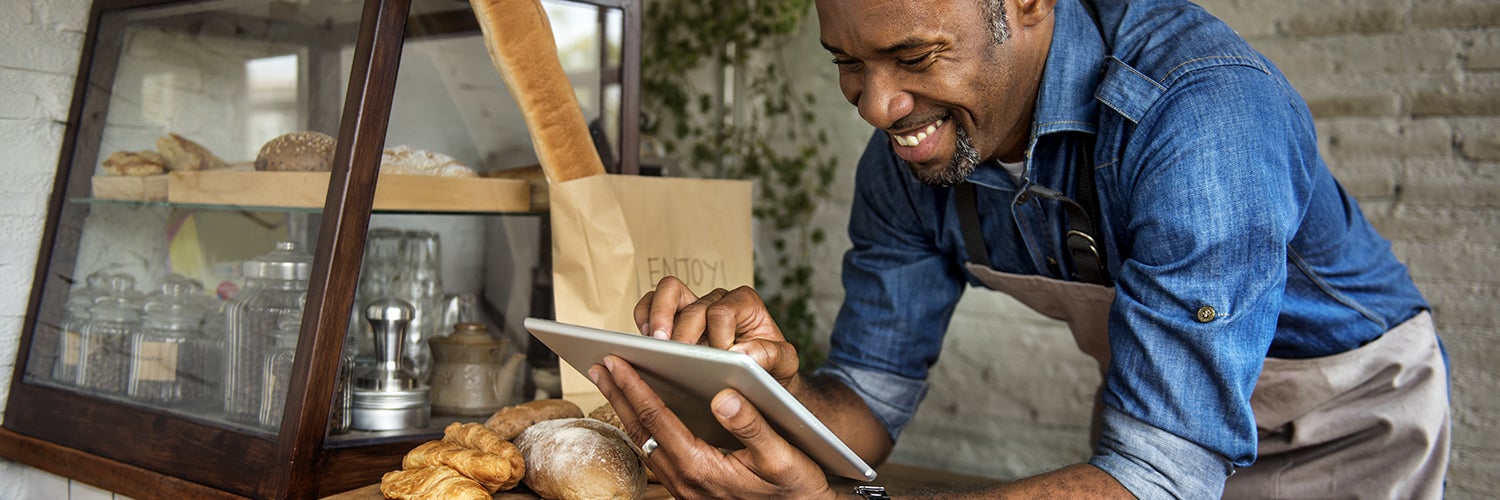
top-left (891, 118), bottom-right (946, 148)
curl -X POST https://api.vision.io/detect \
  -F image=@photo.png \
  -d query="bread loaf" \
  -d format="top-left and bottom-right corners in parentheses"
top-left (254, 131), bottom-right (336, 172)
top-left (380, 465), bottom-right (491, 500)
top-left (469, 0), bottom-right (607, 184)
top-left (590, 403), bottom-right (657, 483)
top-left (402, 439), bottom-right (524, 493)
top-left (381, 145), bottom-right (478, 177)
top-left (101, 150), bottom-right (166, 176)
top-left (515, 418), bottom-right (648, 500)
top-left (155, 133), bottom-right (225, 171)
top-left (485, 398), bottom-right (584, 440)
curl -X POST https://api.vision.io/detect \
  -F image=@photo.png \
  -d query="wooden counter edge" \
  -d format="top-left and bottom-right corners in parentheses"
top-left (323, 462), bottom-right (1005, 499)
top-left (0, 427), bottom-right (247, 500)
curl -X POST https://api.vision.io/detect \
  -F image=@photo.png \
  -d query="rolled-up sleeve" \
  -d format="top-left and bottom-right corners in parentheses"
top-left (822, 131), bottom-right (966, 441)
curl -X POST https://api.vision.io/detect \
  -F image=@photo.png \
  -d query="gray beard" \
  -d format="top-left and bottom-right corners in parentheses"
top-left (902, 124), bottom-right (981, 187)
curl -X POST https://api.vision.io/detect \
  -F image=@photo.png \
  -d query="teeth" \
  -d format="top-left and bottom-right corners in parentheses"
top-left (894, 119), bottom-right (945, 148)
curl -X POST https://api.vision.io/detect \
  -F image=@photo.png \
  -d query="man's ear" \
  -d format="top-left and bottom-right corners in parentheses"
top-left (1013, 0), bottom-right (1057, 27)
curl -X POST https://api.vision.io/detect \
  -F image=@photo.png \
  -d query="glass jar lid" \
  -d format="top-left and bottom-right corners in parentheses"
top-left (243, 241), bottom-right (313, 281)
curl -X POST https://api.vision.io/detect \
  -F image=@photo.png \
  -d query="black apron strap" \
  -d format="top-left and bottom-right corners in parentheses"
top-left (955, 181), bottom-right (992, 269)
top-left (958, 138), bottom-right (1110, 285)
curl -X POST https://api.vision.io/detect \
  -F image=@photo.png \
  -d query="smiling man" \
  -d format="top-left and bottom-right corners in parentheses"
top-left (591, 0), bottom-right (1451, 498)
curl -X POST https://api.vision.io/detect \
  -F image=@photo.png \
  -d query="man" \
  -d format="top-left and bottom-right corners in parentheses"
top-left (589, 0), bottom-right (1451, 497)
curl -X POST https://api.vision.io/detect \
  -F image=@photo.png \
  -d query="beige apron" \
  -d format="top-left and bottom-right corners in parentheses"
top-left (963, 262), bottom-right (1451, 499)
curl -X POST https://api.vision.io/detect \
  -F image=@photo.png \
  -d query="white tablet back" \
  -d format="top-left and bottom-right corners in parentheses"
top-left (524, 317), bottom-right (877, 481)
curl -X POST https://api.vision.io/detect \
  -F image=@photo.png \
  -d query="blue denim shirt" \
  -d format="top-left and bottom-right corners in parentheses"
top-left (815, 0), bottom-right (1430, 496)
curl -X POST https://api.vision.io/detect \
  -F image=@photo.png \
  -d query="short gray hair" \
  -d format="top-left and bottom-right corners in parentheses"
top-left (983, 0), bottom-right (1010, 44)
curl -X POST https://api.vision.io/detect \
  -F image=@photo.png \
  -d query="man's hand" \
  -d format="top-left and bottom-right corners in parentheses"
top-left (633, 276), bottom-right (801, 386)
top-left (589, 355), bottom-right (840, 500)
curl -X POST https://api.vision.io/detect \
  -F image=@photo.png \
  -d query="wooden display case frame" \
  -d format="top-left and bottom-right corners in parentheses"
top-left (0, 0), bottom-right (641, 498)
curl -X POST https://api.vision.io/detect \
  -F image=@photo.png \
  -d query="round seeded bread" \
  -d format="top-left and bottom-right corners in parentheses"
top-left (255, 131), bottom-right (336, 172)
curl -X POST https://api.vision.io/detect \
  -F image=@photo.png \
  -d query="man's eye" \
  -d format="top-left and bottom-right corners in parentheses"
top-left (898, 53), bottom-right (933, 67)
top-left (832, 58), bottom-right (862, 70)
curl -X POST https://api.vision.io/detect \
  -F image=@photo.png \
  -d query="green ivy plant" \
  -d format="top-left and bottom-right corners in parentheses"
top-left (640, 0), bottom-right (835, 370)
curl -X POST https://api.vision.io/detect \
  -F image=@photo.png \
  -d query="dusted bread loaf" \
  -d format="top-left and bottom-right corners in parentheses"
top-left (469, 0), bottom-right (607, 183)
top-left (381, 145), bottom-right (477, 177)
top-left (515, 418), bottom-right (648, 500)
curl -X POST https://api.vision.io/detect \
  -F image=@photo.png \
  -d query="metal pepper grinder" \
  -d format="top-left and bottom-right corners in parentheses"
top-left (350, 298), bottom-right (431, 431)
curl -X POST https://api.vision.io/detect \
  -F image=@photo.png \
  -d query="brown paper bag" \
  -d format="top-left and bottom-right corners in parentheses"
top-left (549, 174), bottom-right (754, 410)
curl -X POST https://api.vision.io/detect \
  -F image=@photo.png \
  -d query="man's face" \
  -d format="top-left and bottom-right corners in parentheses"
top-left (817, 0), bottom-right (1051, 186)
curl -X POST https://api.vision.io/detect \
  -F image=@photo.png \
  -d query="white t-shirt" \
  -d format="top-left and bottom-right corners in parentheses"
top-left (999, 160), bottom-right (1025, 184)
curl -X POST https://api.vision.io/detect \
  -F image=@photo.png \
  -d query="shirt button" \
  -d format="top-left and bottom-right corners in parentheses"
top-left (1195, 305), bottom-right (1217, 323)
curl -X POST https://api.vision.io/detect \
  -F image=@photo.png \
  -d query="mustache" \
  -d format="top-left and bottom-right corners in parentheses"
top-left (888, 112), bottom-right (950, 133)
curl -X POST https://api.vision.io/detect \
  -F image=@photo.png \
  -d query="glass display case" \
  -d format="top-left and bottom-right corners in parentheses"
top-left (2, 0), bottom-right (640, 497)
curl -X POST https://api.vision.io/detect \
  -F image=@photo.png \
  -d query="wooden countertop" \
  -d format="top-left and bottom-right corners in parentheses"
top-left (323, 462), bottom-right (1004, 499)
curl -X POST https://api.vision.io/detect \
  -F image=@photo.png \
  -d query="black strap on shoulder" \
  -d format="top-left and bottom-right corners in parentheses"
top-left (955, 181), bottom-right (991, 269)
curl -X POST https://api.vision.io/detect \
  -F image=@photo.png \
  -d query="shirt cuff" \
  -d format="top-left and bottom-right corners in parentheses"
top-left (813, 361), bottom-right (929, 442)
top-left (1090, 406), bottom-right (1235, 499)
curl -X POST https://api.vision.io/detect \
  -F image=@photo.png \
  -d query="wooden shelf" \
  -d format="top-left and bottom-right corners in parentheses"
top-left (91, 171), bottom-right (531, 213)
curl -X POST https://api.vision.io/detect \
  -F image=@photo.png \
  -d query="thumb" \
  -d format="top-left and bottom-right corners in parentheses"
top-left (712, 389), bottom-right (836, 496)
top-left (712, 389), bottom-right (791, 455)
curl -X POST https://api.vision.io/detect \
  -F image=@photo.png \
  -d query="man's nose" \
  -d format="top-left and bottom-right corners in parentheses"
top-left (856, 70), bottom-right (914, 130)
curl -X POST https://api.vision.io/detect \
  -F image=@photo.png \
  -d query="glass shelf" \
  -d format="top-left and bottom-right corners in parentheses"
top-left (69, 197), bottom-right (547, 216)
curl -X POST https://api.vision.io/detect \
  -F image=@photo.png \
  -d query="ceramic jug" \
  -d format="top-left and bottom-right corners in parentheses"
top-left (428, 322), bottom-right (524, 416)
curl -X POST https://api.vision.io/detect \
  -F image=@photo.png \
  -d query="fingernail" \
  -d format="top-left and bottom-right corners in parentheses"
top-left (652, 329), bottom-right (668, 340)
top-left (714, 393), bottom-right (741, 418)
top-left (639, 322), bottom-right (649, 335)
top-left (587, 365), bottom-right (602, 384)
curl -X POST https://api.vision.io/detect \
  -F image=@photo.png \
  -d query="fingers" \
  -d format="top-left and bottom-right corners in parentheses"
top-left (728, 339), bottom-right (802, 385)
top-left (588, 356), bottom-right (705, 470)
top-left (634, 276), bottom-right (699, 339)
top-left (704, 286), bottom-right (777, 349)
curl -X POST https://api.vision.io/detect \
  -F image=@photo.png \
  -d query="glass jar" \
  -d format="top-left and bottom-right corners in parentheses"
top-left (79, 274), bottom-right (145, 395)
top-left (51, 271), bottom-right (111, 386)
top-left (224, 241), bottom-right (311, 427)
top-left (329, 319), bottom-right (358, 435)
top-left (260, 303), bottom-right (302, 429)
top-left (392, 230), bottom-right (442, 384)
top-left (130, 277), bottom-right (219, 409)
top-left (349, 227), bottom-right (404, 365)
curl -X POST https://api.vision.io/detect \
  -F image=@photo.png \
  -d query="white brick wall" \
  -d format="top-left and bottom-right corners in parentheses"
top-left (0, 0), bottom-right (1494, 498)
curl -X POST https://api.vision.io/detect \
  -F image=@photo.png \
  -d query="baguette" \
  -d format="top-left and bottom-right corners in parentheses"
top-left (470, 0), bottom-right (607, 183)
top-left (484, 398), bottom-right (584, 440)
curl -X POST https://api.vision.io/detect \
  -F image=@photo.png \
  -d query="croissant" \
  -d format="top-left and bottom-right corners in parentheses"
top-left (379, 465), bottom-right (489, 500)
top-left (403, 439), bottom-right (524, 492)
top-left (443, 422), bottom-right (517, 458)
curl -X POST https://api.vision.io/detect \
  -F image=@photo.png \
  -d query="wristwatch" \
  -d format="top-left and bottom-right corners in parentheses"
top-left (853, 485), bottom-right (890, 499)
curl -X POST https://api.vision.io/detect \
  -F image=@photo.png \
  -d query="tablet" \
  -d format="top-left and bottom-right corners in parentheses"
top-left (523, 317), bottom-right (877, 481)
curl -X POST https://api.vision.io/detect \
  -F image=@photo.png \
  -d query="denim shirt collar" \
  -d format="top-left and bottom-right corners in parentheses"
top-left (1033, 0), bottom-right (1107, 138)
top-left (965, 0), bottom-right (1105, 191)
